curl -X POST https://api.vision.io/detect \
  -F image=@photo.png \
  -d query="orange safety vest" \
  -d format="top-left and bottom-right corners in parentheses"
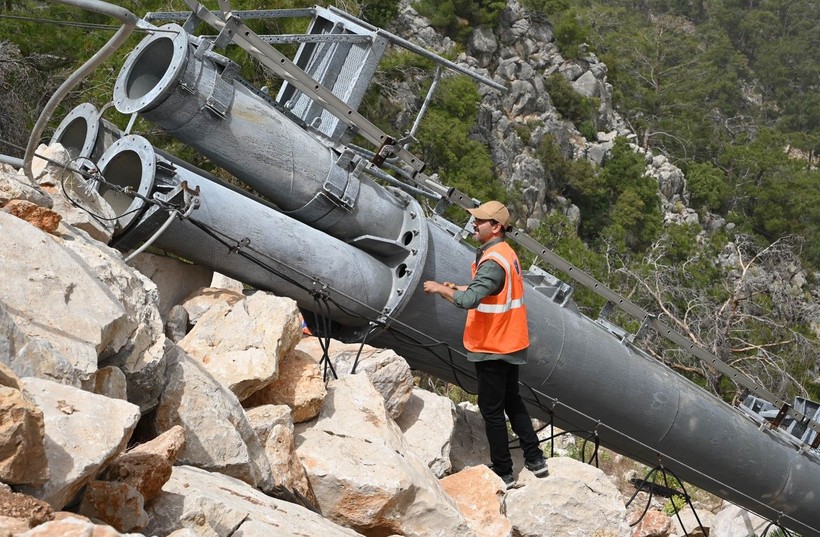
top-left (463, 241), bottom-right (530, 354)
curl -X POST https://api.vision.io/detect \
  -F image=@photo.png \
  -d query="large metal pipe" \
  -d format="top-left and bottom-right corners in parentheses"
top-left (111, 24), bottom-right (412, 250)
top-left (50, 103), bottom-right (121, 162)
top-left (104, 22), bottom-right (820, 537)
top-left (95, 135), bottom-right (397, 328)
top-left (103, 140), bottom-right (820, 533)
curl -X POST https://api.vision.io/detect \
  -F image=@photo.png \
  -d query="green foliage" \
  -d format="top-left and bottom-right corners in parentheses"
top-left (519, 1), bottom-right (591, 59)
top-left (552, 13), bottom-right (592, 60)
top-left (412, 0), bottom-right (507, 43)
top-left (416, 74), bottom-right (507, 220)
top-left (526, 212), bottom-right (608, 315)
top-left (361, 0), bottom-right (401, 28)
top-left (519, 0), bottom-right (570, 15)
top-left (544, 73), bottom-right (601, 131)
top-left (685, 161), bottom-right (731, 213)
top-left (532, 134), bottom-right (663, 256)
top-left (662, 494), bottom-right (687, 516)
top-left (601, 138), bottom-right (662, 252)
top-left (577, 4), bottom-right (751, 161)
top-left (553, 136), bottom-right (662, 253)
top-left (718, 128), bottom-right (820, 267)
top-left (359, 50), bottom-right (436, 134)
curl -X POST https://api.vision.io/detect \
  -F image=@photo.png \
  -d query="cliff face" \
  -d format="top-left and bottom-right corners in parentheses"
top-left (393, 0), bottom-right (819, 336)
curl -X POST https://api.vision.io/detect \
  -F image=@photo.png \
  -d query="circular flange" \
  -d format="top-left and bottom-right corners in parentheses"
top-left (95, 134), bottom-right (158, 235)
top-left (50, 102), bottom-right (100, 160)
top-left (113, 24), bottom-right (190, 114)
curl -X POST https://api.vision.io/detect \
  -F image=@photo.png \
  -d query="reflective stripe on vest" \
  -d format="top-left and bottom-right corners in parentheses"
top-left (475, 251), bottom-right (525, 313)
top-left (463, 242), bottom-right (529, 354)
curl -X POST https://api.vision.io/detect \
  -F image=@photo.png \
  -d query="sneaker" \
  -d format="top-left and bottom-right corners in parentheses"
top-left (498, 472), bottom-right (517, 489)
top-left (488, 465), bottom-right (517, 489)
top-left (525, 458), bottom-right (549, 477)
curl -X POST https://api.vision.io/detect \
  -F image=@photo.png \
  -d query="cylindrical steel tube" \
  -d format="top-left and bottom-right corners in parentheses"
top-left (97, 135), bottom-right (395, 328)
top-left (112, 24), bottom-right (412, 247)
top-left (371, 221), bottom-right (820, 537)
top-left (102, 21), bottom-right (820, 537)
top-left (50, 103), bottom-right (121, 161)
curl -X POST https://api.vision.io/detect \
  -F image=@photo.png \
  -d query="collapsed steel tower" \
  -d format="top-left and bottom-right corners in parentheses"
top-left (33, 2), bottom-right (820, 535)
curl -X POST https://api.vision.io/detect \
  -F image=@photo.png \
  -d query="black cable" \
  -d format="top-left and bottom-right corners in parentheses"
top-left (580, 431), bottom-right (600, 466)
top-left (659, 463), bottom-right (707, 537)
top-left (626, 466), bottom-right (660, 528)
top-left (0, 13), bottom-right (164, 33)
top-left (312, 296), bottom-right (338, 383)
top-left (351, 322), bottom-right (378, 375)
top-left (760, 522), bottom-right (795, 536)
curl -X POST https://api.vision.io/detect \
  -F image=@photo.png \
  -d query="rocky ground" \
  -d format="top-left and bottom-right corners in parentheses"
top-left (0, 146), bottom-right (782, 537)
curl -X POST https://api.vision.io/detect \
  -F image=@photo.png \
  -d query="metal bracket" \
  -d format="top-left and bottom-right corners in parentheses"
top-left (371, 136), bottom-right (396, 167)
top-left (322, 162), bottom-right (358, 211)
top-left (183, 0), bottom-right (425, 172)
top-left (229, 237), bottom-right (250, 254)
top-left (634, 314), bottom-right (655, 341)
top-left (213, 15), bottom-right (236, 49)
top-left (182, 11), bottom-right (200, 34)
top-left (335, 148), bottom-right (355, 171)
top-left (205, 70), bottom-right (234, 117)
top-left (770, 404), bottom-right (791, 430)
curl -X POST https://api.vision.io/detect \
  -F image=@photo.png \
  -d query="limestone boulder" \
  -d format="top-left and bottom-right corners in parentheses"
top-left (296, 336), bottom-right (414, 419)
top-left (179, 292), bottom-right (301, 401)
top-left (0, 167), bottom-right (52, 208)
top-left (0, 484), bottom-right (53, 530)
top-left (32, 143), bottom-right (116, 243)
top-left (296, 374), bottom-right (475, 537)
top-left (178, 286), bottom-right (245, 326)
top-left (242, 349), bottom-right (326, 423)
top-left (246, 405), bottom-right (317, 508)
top-left (144, 465), bottom-right (361, 537)
top-left (450, 402), bottom-right (490, 472)
top-left (439, 465), bottom-right (511, 537)
top-left (709, 503), bottom-right (768, 537)
top-left (0, 365), bottom-right (48, 485)
top-left (152, 345), bottom-right (273, 493)
top-left (0, 212), bottom-right (125, 388)
top-left (2, 200), bottom-right (60, 233)
top-left (17, 377), bottom-right (141, 510)
top-left (57, 223), bottom-right (167, 413)
top-left (129, 253), bottom-right (213, 318)
top-left (396, 388), bottom-right (457, 478)
top-left (78, 480), bottom-right (148, 533)
top-left (506, 457), bottom-right (631, 537)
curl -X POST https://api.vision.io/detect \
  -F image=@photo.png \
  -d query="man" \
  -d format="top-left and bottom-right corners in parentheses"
top-left (423, 200), bottom-right (548, 489)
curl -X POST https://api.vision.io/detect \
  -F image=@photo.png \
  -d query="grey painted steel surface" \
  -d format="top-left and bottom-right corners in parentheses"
top-left (112, 24), bottom-right (409, 247)
top-left (0, 155), bottom-right (24, 169)
top-left (101, 21), bottom-right (820, 537)
top-left (371, 224), bottom-right (820, 537)
top-left (50, 102), bottom-right (121, 162)
top-left (96, 135), bottom-right (393, 327)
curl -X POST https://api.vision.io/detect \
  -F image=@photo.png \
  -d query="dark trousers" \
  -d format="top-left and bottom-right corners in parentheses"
top-left (475, 359), bottom-right (543, 475)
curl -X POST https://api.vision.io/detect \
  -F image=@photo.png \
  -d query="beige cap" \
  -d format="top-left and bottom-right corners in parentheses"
top-left (467, 200), bottom-right (510, 227)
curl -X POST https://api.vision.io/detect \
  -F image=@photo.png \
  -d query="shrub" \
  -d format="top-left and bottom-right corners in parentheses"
top-left (544, 73), bottom-right (600, 131)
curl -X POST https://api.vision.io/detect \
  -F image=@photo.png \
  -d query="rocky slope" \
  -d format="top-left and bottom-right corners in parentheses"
top-left (0, 145), bottom-right (782, 537)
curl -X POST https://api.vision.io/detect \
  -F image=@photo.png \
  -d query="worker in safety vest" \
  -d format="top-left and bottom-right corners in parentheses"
top-left (423, 200), bottom-right (547, 489)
